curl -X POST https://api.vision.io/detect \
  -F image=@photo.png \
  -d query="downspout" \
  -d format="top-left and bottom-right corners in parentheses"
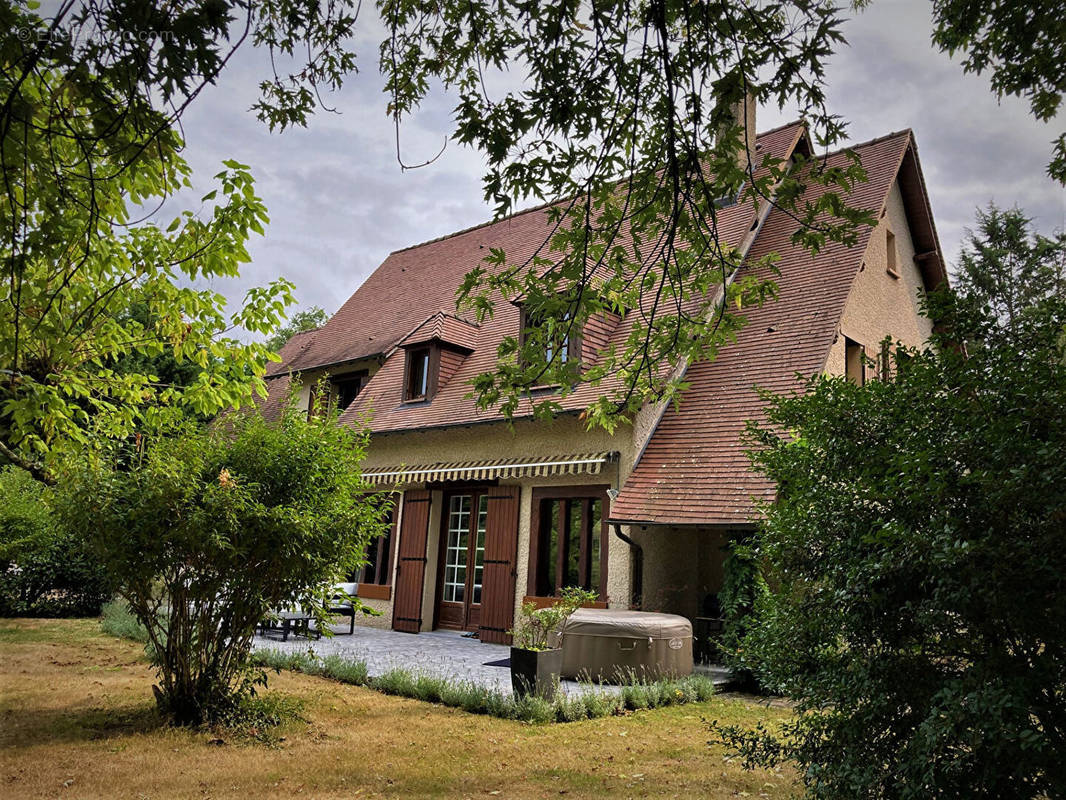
top-left (613, 524), bottom-right (643, 609)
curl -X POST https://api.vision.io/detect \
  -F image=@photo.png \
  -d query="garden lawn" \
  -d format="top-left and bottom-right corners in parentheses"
top-left (0, 618), bottom-right (794, 799)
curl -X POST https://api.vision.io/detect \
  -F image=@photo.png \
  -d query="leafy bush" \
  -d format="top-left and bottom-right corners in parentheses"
top-left (716, 286), bottom-right (1066, 797)
top-left (717, 531), bottom-right (768, 689)
top-left (320, 654), bottom-right (369, 685)
top-left (373, 668), bottom-right (418, 697)
top-left (0, 467), bottom-right (109, 617)
top-left (511, 587), bottom-right (598, 650)
top-left (56, 398), bottom-right (390, 726)
top-left (512, 693), bottom-right (555, 724)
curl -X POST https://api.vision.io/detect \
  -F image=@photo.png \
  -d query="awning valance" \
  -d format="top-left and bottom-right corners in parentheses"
top-left (362, 451), bottom-right (619, 486)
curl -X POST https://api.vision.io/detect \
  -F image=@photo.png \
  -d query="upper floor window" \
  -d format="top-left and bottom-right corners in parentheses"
top-left (522, 307), bottom-right (580, 369)
top-left (331, 371), bottom-right (367, 411)
top-left (404, 346), bottom-right (433, 402)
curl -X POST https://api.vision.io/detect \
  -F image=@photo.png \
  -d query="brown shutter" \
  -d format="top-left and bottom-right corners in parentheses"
top-left (478, 486), bottom-right (521, 644)
top-left (391, 489), bottom-right (431, 634)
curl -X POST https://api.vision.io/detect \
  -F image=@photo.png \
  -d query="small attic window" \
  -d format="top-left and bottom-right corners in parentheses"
top-left (845, 337), bottom-right (865, 386)
top-left (886, 229), bottom-right (900, 279)
top-left (714, 180), bottom-right (746, 209)
top-left (404, 346), bottom-right (433, 402)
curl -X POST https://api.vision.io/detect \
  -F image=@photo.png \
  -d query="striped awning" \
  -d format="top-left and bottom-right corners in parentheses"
top-left (362, 451), bottom-right (619, 486)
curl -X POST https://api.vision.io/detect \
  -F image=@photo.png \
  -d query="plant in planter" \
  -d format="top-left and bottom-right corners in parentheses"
top-left (510, 587), bottom-right (598, 699)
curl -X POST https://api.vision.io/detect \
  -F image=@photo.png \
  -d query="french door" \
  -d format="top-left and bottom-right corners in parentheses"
top-left (435, 490), bottom-right (489, 631)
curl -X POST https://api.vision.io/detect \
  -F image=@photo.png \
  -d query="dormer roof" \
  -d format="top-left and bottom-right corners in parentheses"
top-left (398, 312), bottom-right (479, 352)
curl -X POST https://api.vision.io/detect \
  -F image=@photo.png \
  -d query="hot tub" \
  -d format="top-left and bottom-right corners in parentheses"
top-left (559, 609), bottom-right (693, 682)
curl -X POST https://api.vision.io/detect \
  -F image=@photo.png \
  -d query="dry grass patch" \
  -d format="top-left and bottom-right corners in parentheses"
top-left (0, 618), bottom-right (794, 799)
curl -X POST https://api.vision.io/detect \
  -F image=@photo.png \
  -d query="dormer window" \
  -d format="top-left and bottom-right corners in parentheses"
top-left (397, 312), bottom-right (478, 404)
top-left (522, 307), bottom-right (580, 368)
top-left (404, 346), bottom-right (433, 402)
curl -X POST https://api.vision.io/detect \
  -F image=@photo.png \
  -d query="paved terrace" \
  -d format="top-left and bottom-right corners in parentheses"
top-left (252, 622), bottom-right (732, 696)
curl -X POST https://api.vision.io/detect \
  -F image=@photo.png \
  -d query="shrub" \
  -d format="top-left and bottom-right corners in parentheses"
top-left (320, 654), bottom-right (369, 686)
top-left (372, 668), bottom-right (418, 697)
top-left (56, 397), bottom-right (391, 726)
top-left (511, 587), bottom-right (598, 650)
top-left (100, 599), bottom-right (149, 642)
top-left (0, 467), bottom-right (110, 617)
top-left (716, 285), bottom-right (1066, 797)
top-left (412, 674), bottom-right (447, 704)
top-left (513, 693), bottom-right (555, 724)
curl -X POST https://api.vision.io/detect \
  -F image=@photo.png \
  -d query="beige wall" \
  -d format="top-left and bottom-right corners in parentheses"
top-left (628, 525), bottom-right (731, 620)
top-left (824, 180), bottom-right (934, 375)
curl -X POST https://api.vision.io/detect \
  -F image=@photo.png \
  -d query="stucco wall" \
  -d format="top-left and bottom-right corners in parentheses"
top-left (628, 525), bottom-right (730, 620)
top-left (824, 180), bottom-right (934, 375)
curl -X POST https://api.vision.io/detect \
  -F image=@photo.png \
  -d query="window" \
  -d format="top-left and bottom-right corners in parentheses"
top-left (359, 507), bottom-right (397, 586)
top-left (522, 307), bottom-right (580, 369)
top-left (331, 371), bottom-right (368, 411)
top-left (442, 493), bottom-right (488, 605)
top-left (404, 347), bottom-right (432, 401)
top-left (529, 487), bottom-right (608, 598)
top-left (845, 336), bottom-right (865, 386)
top-left (886, 229), bottom-right (899, 278)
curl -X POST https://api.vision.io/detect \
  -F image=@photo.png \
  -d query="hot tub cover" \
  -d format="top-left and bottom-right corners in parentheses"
top-left (563, 608), bottom-right (692, 639)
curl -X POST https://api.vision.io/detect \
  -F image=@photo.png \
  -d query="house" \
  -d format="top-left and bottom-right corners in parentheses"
top-left (258, 114), bottom-right (947, 644)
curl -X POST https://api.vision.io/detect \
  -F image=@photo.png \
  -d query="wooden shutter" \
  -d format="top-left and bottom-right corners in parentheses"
top-left (478, 486), bottom-right (521, 644)
top-left (391, 489), bottom-right (431, 634)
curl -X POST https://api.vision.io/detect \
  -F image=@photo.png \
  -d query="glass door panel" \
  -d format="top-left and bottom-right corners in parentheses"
top-left (471, 494), bottom-right (488, 605)
top-left (443, 495), bottom-right (470, 603)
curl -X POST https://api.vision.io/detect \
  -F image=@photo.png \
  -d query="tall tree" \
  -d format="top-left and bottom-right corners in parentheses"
top-left (954, 203), bottom-right (1066, 337)
top-left (264, 306), bottom-right (329, 353)
top-left (4, 1), bottom-right (1063, 443)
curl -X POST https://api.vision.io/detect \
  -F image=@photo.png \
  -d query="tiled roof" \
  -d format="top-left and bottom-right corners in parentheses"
top-left (398, 312), bottom-right (480, 352)
top-left (265, 326), bottom-right (319, 377)
top-left (329, 121), bottom-right (809, 433)
top-left (608, 130), bottom-right (926, 526)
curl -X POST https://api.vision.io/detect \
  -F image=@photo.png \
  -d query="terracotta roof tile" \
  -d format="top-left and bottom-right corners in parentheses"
top-left (398, 312), bottom-right (480, 352)
top-left (265, 326), bottom-right (319, 377)
top-left (608, 131), bottom-right (919, 526)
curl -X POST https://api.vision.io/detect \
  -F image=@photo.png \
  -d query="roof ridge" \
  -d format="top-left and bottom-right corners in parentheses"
top-left (390, 119), bottom-right (812, 256)
top-left (815, 128), bottom-right (913, 161)
top-left (753, 117), bottom-right (807, 138)
top-left (389, 197), bottom-right (560, 255)
top-left (434, 311), bottom-right (480, 327)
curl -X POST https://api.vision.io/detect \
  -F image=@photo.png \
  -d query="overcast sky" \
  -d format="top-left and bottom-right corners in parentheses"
top-left (170, 0), bottom-right (1066, 326)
